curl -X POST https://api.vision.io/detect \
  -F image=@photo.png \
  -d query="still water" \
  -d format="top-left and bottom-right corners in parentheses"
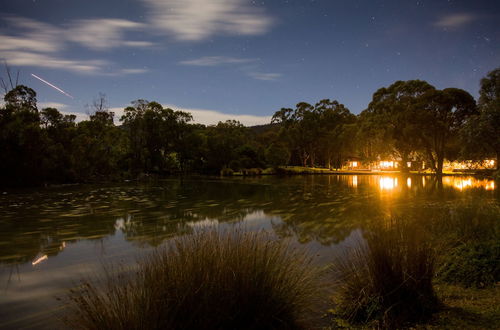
top-left (0, 175), bottom-right (498, 328)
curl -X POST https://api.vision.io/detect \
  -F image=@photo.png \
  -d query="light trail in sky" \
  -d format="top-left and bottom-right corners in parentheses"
top-left (31, 73), bottom-right (74, 99)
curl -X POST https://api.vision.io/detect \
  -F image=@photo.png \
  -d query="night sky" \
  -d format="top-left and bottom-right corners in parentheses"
top-left (0, 0), bottom-right (498, 125)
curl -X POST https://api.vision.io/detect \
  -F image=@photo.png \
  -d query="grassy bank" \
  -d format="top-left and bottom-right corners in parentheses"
top-left (328, 284), bottom-right (500, 329)
top-left (422, 284), bottom-right (500, 329)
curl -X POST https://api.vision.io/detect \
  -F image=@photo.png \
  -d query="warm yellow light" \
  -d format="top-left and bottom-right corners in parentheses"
top-left (454, 178), bottom-right (472, 191)
top-left (443, 177), bottom-right (496, 191)
top-left (352, 175), bottom-right (358, 187)
top-left (407, 177), bottom-right (412, 188)
top-left (485, 181), bottom-right (495, 190)
top-left (380, 177), bottom-right (396, 190)
top-left (380, 161), bottom-right (394, 168)
top-left (407, 162), bottom-right (411, 168)
top-left (352, 161), bottom-right (358, 167)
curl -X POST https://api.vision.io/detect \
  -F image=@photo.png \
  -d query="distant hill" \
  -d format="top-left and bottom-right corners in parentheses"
top-left (248, 123), bottom-right (279, 134)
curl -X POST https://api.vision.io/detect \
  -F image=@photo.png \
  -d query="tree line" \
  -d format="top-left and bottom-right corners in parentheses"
top-left (0, 67), bottom-right (498, 187)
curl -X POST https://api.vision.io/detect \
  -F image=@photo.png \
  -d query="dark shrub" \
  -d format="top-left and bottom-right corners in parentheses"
top-left (66, 230), bottom-right (320, 330)
top-left (330, 220), bottom-right (438, 328)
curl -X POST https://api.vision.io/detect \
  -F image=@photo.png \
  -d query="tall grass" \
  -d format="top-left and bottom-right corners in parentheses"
top-left (330, 220), bottom-right (438, 328)
top-left (65, 230), bottom-right (320, 330)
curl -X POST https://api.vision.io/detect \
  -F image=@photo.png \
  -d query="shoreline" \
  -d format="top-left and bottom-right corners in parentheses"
top-left (0, 168), bottom-right (495, 191)
top-left (228, 166), bottom-right (497, 177)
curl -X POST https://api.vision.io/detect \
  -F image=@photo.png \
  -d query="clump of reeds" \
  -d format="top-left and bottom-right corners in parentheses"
top-left (330, 220), bottom-right (438, 328)
top-left (65, 229), bottom-right (320, 330)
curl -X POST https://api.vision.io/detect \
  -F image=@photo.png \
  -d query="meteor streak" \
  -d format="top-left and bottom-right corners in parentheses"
top-left (31, 74), bottom-right (74, 99)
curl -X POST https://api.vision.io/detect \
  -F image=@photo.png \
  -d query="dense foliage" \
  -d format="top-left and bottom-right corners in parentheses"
top-left (0, 67), bottom-right (498, 186)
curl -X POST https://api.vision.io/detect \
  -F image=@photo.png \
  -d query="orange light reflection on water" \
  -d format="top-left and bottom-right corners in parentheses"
top-left (485, 181), bottom-right (495, 190)
top-left (442, 177), bottom-right (495, 191)
top-left (374, 176), bottom-right (495, 192)
top-left (379, 177), bottom-right (397, 190)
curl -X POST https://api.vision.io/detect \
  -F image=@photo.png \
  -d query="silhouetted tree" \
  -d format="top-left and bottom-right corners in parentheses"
top-left (417, 88), bottom-right (477, 175)
top-left (461, 68), bottom-right (500, 169)
top-left (364, 80), bottom-right (435, 172)
top-left (205, 120), bottom-right (249, 171)
top-left (121, 100), bottom-right (193, 174)
top-left (0, 85), bottom-right (46, 186)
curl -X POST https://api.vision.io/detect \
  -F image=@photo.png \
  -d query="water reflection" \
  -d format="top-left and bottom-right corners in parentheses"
top-left (0, 175), bottom-right (498, 328)
top-left (352, 175), bottom-right (358, 187)
top-left (369, 175), bottom-right (496, 193)
top-left (379, 177), bottom-right (397, 190)
top-left (0, 175), bottom-right (496, 267)
top-left (442, 176), bottom-right (496, 191)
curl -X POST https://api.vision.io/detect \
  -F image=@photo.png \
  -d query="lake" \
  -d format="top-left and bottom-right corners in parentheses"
top-left (0, 175), bottom-right (498, 329)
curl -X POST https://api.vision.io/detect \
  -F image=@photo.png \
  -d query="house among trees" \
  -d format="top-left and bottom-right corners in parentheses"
top-left (343, 157), bottom-right (425, 172)
top-left (343, 157), bottom-right (495, 173)
top-left (444, 159), bottom-right (496, 172)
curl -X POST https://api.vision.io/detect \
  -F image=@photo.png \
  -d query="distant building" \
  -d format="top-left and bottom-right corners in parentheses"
top-left (344, 157), bottom-right (371, 170)
top-left (344, 156), bottom-right (495, 173)
top-left (444, 159), bottom-right (496, 172)
top-left (343, 157), bottom-right (426, 171)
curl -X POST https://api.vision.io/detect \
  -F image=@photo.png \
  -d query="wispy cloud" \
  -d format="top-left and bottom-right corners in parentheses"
top-left (47, 103), bottom-right (271, 127)
top-left (38, 102), bottom-right (90, 122)
top-left (115, 104), bottom-right (271, 126)
top-left (0, 16), bottom-right (64, 55)
top-left (0, 35), bottom-right (61, 53)
top-left (118, 68), bottom-right (149, 75)
top-left (183, 108), bottom-right (271, 126)
top-left (66, 19), bottom-right (151, 50)
top-left (0, 50), bottom-right (149, 76)
top-left (3, 16), bottom-right (64, 51)
top-left (0, 0), bottom-right (276, 75)
top-left (0, 16), bottom-right (152, 75)
top-left (2, 50), bottom-right (107, 74)
top-left (434, 13), bottom-right (478, 28)
top-left (179, 56), bottom-right (257, 66)
top-left (38, 102), bottom-right (69, 109)
top-left (247, 72), bottom-right (281, 81)
top-left (143, 0), bottom-right (273, 41)
top-left (60, 110), bottom-right (89, 122)
top-left (179, 55), bottom-right (280, 81)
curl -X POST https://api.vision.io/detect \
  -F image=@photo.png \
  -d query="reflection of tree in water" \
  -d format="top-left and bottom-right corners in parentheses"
top-left (0, 181), bottom-right (265, 264)
top-left (0, 176), bottom-right (497, 265)
top-left (262, 175), bottom-right (499, 245)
